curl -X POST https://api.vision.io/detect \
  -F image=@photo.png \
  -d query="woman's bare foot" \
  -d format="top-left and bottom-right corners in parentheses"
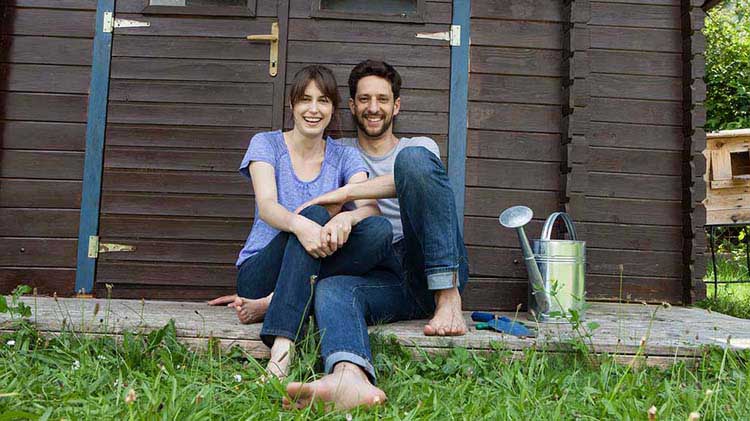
top-left (423, 287), bottom-right (467, 336)
top-left (283, 362), bottom-right (386, 411)
top-left (208, 293), bottom-right (272, 324)
top-left (266, 337), bottom-right (294, 380)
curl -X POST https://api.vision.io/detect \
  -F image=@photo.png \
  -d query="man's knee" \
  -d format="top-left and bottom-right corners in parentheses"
top-left (394, 146), bottom-right (440, 180)
top-left (299, 204), bottom-right (330, 225)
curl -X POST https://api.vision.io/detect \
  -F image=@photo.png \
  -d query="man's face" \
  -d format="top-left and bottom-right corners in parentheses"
top-left (349, 75), bottom-right (401, 140)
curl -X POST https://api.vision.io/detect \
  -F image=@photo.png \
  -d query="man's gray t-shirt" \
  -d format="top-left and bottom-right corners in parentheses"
top-left (339, 137), bottom-right (440, 243)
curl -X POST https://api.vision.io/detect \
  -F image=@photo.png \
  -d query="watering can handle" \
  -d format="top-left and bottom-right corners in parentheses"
top-left (540, 212), bottom-right (578, 241)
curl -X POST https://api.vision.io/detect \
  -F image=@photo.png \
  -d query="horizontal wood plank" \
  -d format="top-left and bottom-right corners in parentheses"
top-left (3, 92), bottom-right (87, 122)
top-left (287, 41), bottom-right (450, 68)
top-left (467, 130), bottom-right (561, 161)
top-left (591, 27), bottom-right (681, 53)
top-left (1, 35), bottom-right (92, 65)
top-left (110, 57), bottom-right (271, 83)
top-left (6, 8), bottom-right (95, 38)
top-left (591, 74), bottom-right (682, 101)
top-left (471, 46), bottom-right (561, 77)
top-left (96, 239), bottom-right (241, 265)
top-left (103, 148), bottom-right (240, 172)
top-left (0, 209), bottom-right (79, 237)
top-left (0, 121), bottom-right (86, 151)
top-left (588, 147), bottom-right (682, 175)
top-left (590, 98), bottom-right (682, 126)
top-left (590, 3), bottom-right (681, 29)
top-left (0, 179), bottom-right (81, 208)
top-left (107, 103), bottom-right (273, 128)
top-left (288, 19), bottom-right (449, 45)
top-left (0, 238), bottom-right (77, 267)
top-left (96, 262), bottom-right (236, 287)
top-left (109, 80), bottom-right (274, 105)
top-left (101, 192), bottom-right (253, 218)
top-left (464, 188), bottom-right (560, 218)
top-left (100, 215), bottom-right (250, 241)
top-left (105, 125), bottom-right (255, 150)
top-left (589, 122), bottom-right (683, 150)
top-left (469, 74), bottom-right (561, 105)
top-left (0, 268), bottom-right (75, 296)
top-left (0, 150), bottom-right (84, 180)
top-left (2, 63), bottom-right (90, 94)
top-left (109, 14), bottom-right (276, 38)
top-left (465, 158), bottom-right (560, 190)
top-left (471, 19), bottom-right (561, 49)
top-left (471, 0), bottom-right (564, 22)
top-left (462, 278), bottom-right (528, 311)
top-left (289, 0), bottom-right (451, 23)
top-left (584, 197), bottom-right (681, 226)
top-left (468, 102), bottom-right (561, 133)
top-left (590, 50), bottom-right (681, 77)
top-left (112, 35), bottom-right (268, 60)
top-left (103, 170), bottom-right (250, 195)
top-left (588, 173), bottom-right (682, 200)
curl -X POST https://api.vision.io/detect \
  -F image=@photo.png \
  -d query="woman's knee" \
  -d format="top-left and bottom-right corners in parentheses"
top-left (299, 204), bottom-right (330, 224)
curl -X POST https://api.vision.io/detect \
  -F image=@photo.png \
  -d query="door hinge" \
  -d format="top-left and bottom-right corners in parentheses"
top-left (103, 11), bottom-right (150, 33)
top-left (416, 25), bottom-right (461, 46)
top-left (88, 235), bottom-right (136, 259)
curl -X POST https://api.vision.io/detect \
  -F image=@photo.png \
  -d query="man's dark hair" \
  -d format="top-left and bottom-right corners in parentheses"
top-left (348, 60), bottom-right (402, 100)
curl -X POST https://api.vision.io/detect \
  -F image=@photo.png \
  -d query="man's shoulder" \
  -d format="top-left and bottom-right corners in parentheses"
top-left (397, 136), bottom-right (440, 156)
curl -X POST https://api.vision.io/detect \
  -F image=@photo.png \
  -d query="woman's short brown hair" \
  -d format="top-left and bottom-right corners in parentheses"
top-left (288, 65), bottom-right (340, 134)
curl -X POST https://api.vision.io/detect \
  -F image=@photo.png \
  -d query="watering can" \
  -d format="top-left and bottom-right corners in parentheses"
top-left (499, 206), bottom-right (586, 323)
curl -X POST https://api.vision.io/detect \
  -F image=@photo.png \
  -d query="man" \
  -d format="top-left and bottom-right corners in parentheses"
top-left (285, 60), bottom-right (469, 410)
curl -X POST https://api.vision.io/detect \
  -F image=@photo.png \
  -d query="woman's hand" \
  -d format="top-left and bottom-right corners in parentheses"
top-left (290, 214), bottom-right (328, 258)
top-left (321, 212), bottom-right (356, 253)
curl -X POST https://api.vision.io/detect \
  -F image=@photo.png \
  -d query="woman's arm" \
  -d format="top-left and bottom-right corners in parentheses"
top-left (319, 171), bottom-right (383, 253)
top-left (249, 161), bottom-right (329, 258)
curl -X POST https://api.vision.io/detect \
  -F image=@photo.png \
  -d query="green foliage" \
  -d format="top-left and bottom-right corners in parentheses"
top-left (0, 285), bottom-right (32, 322)
top-left (704, 0), bottom-right (750, 131)
top-left (1, 326), bottom-right (750, 419)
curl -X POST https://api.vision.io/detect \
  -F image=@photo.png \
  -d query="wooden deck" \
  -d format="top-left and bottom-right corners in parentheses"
top-left (2, 297), bottom-right (749, 367)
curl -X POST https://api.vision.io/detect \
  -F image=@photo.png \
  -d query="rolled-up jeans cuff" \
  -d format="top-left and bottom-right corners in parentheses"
top-left (426, 269), bottom-right (458, 290)
top-left (325, 351), bottom-right (377, 385)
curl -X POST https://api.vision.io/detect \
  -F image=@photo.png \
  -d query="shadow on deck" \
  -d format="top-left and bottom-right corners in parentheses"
top-left (2, 298), bottom-right (749, 367)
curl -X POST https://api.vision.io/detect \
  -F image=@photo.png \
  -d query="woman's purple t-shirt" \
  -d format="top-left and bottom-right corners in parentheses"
top-left (236, 130), bottom-right (368, 266)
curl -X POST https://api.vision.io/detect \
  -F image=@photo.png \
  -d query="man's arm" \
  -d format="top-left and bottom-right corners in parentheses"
top-left (295, 174), bottom-right (396, 213)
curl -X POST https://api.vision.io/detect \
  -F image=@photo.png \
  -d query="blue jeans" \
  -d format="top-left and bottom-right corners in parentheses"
top-left (314, 147), bottom-right (469, 382)
top-left (236, 205), bottom-right (393, 347)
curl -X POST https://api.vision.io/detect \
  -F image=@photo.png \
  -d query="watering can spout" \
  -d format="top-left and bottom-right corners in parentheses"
top-left (499, 206), bottom-right (550, 314)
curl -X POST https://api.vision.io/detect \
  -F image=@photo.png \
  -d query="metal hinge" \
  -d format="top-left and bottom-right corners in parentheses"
top-left (88, 235), bottom-right (136, 259)
top-left (416, 25), bottom-right (461, 46)
top-left (103, 11), bottom-right (150, 33)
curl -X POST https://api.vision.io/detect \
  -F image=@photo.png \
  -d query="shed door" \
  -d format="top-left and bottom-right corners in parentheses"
top-left (95, 0), bottom-right (288, 299)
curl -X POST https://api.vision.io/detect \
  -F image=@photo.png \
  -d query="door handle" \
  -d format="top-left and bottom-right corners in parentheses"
top-left (247, 22), bottom-right (279, 77)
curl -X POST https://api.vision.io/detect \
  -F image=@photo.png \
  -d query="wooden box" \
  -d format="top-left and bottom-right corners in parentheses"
top-left (705, 129), bottom-right (750, 225)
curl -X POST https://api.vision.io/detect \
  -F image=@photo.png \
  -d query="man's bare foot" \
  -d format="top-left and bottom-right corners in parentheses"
top-left (266, 337), bottom-right (294, 380)
top-left (424, 286), bottom-right (466, 336)
top-left (283, 362), bottom-right (386, 411)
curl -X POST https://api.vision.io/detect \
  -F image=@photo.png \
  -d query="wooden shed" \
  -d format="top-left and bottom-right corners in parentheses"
top-left (0, 0), bottom-right (711, 309)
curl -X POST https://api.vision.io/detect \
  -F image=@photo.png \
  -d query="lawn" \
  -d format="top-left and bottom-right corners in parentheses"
top-left (697, 250), bottom-right (750, 319)
top-left (1, 320), bottom-right (749, 420)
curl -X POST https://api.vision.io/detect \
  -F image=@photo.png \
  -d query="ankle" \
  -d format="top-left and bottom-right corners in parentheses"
top-left (434, 286), bottom-right (461, 305)
top-left (332, 362), bottom-right (369, 381)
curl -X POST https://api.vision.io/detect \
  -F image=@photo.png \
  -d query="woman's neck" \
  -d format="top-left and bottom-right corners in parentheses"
top-left (285, 128), bottom-right (326, 159)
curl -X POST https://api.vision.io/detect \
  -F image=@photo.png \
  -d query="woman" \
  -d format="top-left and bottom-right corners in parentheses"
top-left (209, 65), bottom-right (392, 378)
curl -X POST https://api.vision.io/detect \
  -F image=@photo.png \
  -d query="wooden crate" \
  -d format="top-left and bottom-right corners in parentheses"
top-left (705, 129), bottom-right (750, 225)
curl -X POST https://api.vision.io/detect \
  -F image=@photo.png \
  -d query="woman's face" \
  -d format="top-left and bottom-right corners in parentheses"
top-left (292, 81), bottom-right (334, 139)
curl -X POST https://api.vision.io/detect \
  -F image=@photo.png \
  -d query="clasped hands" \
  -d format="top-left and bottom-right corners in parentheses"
top-left (292, 194), bottom-right (350, 259)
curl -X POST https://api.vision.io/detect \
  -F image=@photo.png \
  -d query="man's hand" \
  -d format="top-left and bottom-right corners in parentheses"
top-left (295, 186), bottom-right (350, 214)
top-left (290, 215), bottom-right (328, 259)
top-left (321, 212), bottom-right (355, 253)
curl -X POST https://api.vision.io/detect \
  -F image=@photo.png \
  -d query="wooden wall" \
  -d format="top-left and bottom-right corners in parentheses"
top-left (463, 1), bottom-right (565, 309)
top-left (0, 0), bottom-right (95, 295)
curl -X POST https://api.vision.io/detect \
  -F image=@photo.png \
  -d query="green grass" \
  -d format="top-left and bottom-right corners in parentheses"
top-left (1, 321), bottom-right (749, 420)
top-left (697, 254), bottom-right (750, 319)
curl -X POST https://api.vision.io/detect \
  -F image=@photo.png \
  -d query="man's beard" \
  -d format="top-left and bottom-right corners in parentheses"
top-left (353, 111), bottom-right (393, 139)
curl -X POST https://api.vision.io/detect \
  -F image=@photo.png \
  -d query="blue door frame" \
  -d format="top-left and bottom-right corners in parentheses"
top-left (74, 0), bottom-right (470, 294)
top-left (74, 0), bottom-right (115, 294)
